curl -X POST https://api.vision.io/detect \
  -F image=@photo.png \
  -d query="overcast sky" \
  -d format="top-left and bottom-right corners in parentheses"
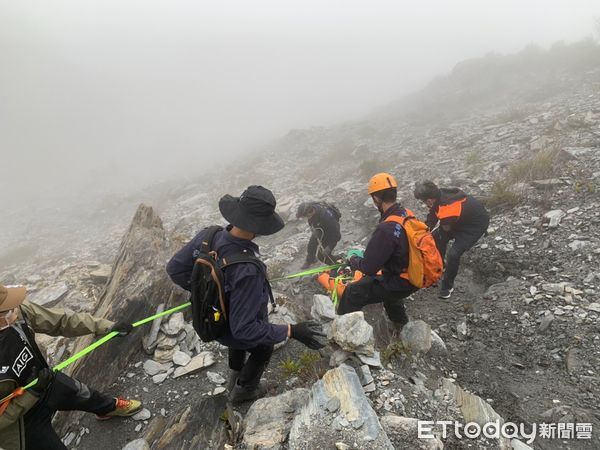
top-left (1, 0), bottom-right (599, 205)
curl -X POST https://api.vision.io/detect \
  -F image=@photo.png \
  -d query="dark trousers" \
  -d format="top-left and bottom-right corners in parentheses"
top-left (435, 228), bottom-right (486, 290)
top-left (228, 344), bottom-right (274, 388)
top-left (307, 229), bottom-right (340, 264)
top-left (337, 276), bottom-right (417, 325)
top-left (24, 372), bottom-right (115, 450)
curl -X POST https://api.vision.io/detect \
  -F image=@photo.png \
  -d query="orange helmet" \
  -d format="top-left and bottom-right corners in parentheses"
top-left (368, 172), bottom-right (398, 194)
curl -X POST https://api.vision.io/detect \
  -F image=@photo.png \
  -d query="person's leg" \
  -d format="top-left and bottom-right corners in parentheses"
top-left (24, 402), bottom-right (67, 450)
top-left (45, 372), bottom-right (115, 416)
top-left (337, 276), bottom-right (382, 315)
top-left (369, 278), bottom-right (417, 328)
top-left (227, 347), bottom-right (246, 390)
top-left (441, 228), bottom-right (486, 291)
top-left (433, 228), bottom-right (451, 265)
top-left (229, 344), bottom-right (273, 404)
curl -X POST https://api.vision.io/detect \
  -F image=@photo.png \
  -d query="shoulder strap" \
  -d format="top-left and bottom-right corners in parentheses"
top-left (219, 252), bottom-right (276, 309)
top-left (200, 225), bottom-right (224, 253)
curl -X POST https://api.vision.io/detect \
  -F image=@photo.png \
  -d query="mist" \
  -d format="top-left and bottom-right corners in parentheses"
top-left (1, 0), bottom-right (599, 210)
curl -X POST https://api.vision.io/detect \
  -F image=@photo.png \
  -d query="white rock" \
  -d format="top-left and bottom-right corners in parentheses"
top-left (586, 303), bottom-right (600, 313)
top-left (206, 371), bottom-right (226, 384)
top-left (122, 439), bottom-right (149, 450)
top-left (173, 351), bottom-right (215, 378)
top-left (132, 408), bottom-right (151, 421)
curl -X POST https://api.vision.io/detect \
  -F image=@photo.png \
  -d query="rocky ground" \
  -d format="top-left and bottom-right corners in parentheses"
top-left (1, 45), bottom-right (599, 449)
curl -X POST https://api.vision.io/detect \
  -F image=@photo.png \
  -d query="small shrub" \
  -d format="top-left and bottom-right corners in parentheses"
top-left (382, 341), bottom-right (409, 363)
top-left (507, 147), bottom-right (563, 182)
top-left (486, 180), bottom-right (523, 211)
top-left (280, 358), bottom-right (301, 377)
top-left (280, 351), bottom-right (324, 382)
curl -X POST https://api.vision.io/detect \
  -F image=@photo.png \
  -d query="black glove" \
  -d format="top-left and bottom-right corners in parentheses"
top-left (110, 321), bottom-right (133, 336)
top-left (290, 320), bottom-right (327, 350)
top-left (348, 255), bottom-right (360, 271)
top-left (30, 367), bottom-right (55, 395)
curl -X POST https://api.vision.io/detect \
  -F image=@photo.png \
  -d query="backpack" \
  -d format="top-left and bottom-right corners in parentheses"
top-left (385, 214), bottom-right (443, 288)
top-left (189, 226), bottom-right (275, 342)
top-left (320, 202), bottom-right (342, 220)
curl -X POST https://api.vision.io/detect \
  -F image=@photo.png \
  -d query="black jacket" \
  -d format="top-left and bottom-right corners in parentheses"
top-left (350, 203), bottom-right (411, 291)
top-left (426, 188), bottom-right (489, 235)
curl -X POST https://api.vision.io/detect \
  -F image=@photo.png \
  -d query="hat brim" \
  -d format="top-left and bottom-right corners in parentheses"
top-left (1, 286), bottom-right (26, 312)
top-left (219, 195), bottom-right (285, 235)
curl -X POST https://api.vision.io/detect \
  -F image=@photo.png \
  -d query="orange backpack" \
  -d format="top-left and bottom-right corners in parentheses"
top-left (385, 214), bottom-right (443, 288)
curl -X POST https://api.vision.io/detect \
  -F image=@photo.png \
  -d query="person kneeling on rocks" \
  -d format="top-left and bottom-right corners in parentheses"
top-left (413, 180), bottom-right (489, 299)
top-left (167, 185), bottom-right (327, 405)
top-left (337, 173), bottom-right (419, 331)
top-left (0, 284), bottom-right (142, 450)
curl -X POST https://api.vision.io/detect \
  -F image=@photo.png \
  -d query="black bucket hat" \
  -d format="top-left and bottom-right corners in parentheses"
top-left (219, 185), bottom-right (285, 235)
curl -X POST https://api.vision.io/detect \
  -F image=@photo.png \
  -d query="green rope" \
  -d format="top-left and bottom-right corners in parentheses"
top-left (270, 263), bottom-right (344, 282)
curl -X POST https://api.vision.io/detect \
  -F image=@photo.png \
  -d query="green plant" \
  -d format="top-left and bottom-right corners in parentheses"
top-left (485, 180), bottom-right (523, 211)
top-left (382, 341), bottom-right (409, 363)
top-left (279, 351), bottom-right (324, 382)
top-left (280, 358), bottom-right (301, 377)
top-left (507, 147), bottom-right (562, 182)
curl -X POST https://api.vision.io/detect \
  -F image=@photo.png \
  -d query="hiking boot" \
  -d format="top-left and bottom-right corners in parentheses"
top-left (96, 397), bottom-right (142, 420)
top-left (227, 370), bottom-right (241, 392)
top-left (438, 288), bottom-right (454, 299)
top-left (228, 381), bottom-right (268, 405)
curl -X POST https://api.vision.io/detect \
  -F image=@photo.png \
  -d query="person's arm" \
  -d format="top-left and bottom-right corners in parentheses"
top-left (425, 208), bottom-right (439, 230)
top-left (166, 234), bottom-right (203, 291)
top-left (20, 302), bottom-right (114, 337)
top-left (0, 388), bottom-right (38, 430)
top-left (351, 225), bottom-right (396, 276)
top-left (227, 266), bottom-right (288, 348)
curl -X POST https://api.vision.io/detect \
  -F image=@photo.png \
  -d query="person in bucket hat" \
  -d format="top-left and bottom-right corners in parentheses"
top-left (0, 284), bottom-right (142, 450)
top-left (167, 185), bottom-right (326, 404)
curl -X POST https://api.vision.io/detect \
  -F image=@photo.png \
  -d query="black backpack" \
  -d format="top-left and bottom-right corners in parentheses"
top-left (189, 226), bottom-right (275, 342)
top-left (322, 202), bottom-right (342, 220)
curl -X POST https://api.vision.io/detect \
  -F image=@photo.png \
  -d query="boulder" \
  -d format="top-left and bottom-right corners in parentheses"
top-left (400, 320), bottom-right (432, 355)
top-left (329, 312), bottom-right (375, 355)
top-left (380, 415), bottom-right (443, 450)
top-left (243, 389), bottom-right (310, 449)
top-left (288, 364), bottom-right (393, 449)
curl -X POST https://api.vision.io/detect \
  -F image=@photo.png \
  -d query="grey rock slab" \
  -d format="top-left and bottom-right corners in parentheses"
top-left (121, 439), bottom-right (149, 450)
top-left (172, 350), bottom-right (192, 366)
top-left (161, 312), bottom-right (185, 336)
top-left (143, 359), bottom-right (167, 377)
top-left (206, 371), bottom-right (226, 385)
top-left (429, 330), bottom-right (448, 356)
top-left (356, 365), bottom-right (374, 386)
top-left (329, 312), bottom-right (375, 355)
top-left (543, 210), bottom-right (565, 228)
top-left (356, 351), bottom-right (382, 368)
top-left (538, 314), bottom-right (554, 333)
top-left (132, 408), bottom-right (152, 421)
top-left (400, 320), bottom-right (432, 354)
top-left (243, 388), bottom-right (310, 450)
top-left (380, 415), bottom-right (443, 450)
top-left (89, 265), bottom-right (111, 284)
top-left (311, 294), bottom-right (336, 322)
top-left (587, 303), bottom-right (600, 313)
top-left (173, 351), bottom-right (215, 378)
top-left (288, 364), bottom-right (393, 449)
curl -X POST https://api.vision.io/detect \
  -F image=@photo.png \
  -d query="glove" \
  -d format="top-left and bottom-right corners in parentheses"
top-left (110, 321), bottom-right (133, 336)
top-left (30, 367), bottom-right (55, 396)
top-left (290, 320), bottom-right (327, 350)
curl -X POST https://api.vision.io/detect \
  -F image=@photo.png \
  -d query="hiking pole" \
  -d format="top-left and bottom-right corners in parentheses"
top-left (0, 302), bottom-right (192, 409)
top-left (270, 263), bottom-right (344, 282)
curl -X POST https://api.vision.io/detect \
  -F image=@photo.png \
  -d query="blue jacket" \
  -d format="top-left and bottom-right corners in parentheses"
top-left (350, 203), bottom-right (412, 291)
top-left (166, 227), bottom-right (288, 350)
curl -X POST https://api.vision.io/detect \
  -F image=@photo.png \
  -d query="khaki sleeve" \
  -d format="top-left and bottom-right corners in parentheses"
top-left (0, 390), bottom-right (38, 431)
top-left (20, 302), bottom-right (115, 337)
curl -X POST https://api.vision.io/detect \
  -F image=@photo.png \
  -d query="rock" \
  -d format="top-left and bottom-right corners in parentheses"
top-left (121, 439), bottom-right (149, 450)
top-left (132, 408), bottom-right (152, 421)
top-left (173, 351), bottom-right (215, 378)
top-left (329, 312), bottom-right (375, 355)
top-left (538, 314), bottom-right (554, 333)
top-left (511, 439), bottom-right (534, 450)
top-left (143, 304), bottom-right (165, 353)
top-left (206, 371), bottom-right (226, 385)
top-left (356, 365), bottom-right (374, 386)
top-left (568, 240), bottom-right (589, 251)
top-left (27, 282), bottom-right (69, 307)
top-left (213, 387), bottom-right (226, 395)
top-left (288, 364), bottom-right (393, 449)
top-left (156, 334), bottom-right (178, 350)
top-left (400, 320), bottom-right (432, 354)
top-left (541, 282), bottom-right (567, 294)
top-left (162, 312), bottom-right (185, 336)
top-left (356, 351), bottom-right (382, 368)
top-left (243, 389), bottom-right (310, 449)
top-left (380, 415), bottom-right (443, 450)
top-left (311, 294), bottom-right (336, 322)
top-left (89, 265), bottom-right (111, 284)
top-left (153, 397), bottom-right (228, 449)
top-left (429, 330), bottom-right (448, 355)
top-left (543, 210), bottom-right (565, 228)
top-left (587, 303), bottom-right (600, 313)
top-left (143, 359), bottom-right (166, 377)
top-left (330, 349), bottom-right (352, 367)
top-left (172, 350), bottom-right (192, 366)
top-left (154, 347), bottom-right (178, 364)
top-left (335, 444), bottom-right (350, 450)
top-left (152, 372), bottom-right (169, 384)
top-left (531, 179), bottom-right (563, 189)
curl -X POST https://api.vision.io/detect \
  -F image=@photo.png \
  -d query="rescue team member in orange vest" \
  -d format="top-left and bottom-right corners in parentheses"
top-left (337, 173), bottom-right (418, 330)
top-left (414, 181), bottom-right (489, 299)
top-left (0, 284), bottom-right (141, 450)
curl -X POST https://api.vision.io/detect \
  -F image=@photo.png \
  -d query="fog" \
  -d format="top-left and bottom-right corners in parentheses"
top-left (1, 0), bottom-right (599, 209)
